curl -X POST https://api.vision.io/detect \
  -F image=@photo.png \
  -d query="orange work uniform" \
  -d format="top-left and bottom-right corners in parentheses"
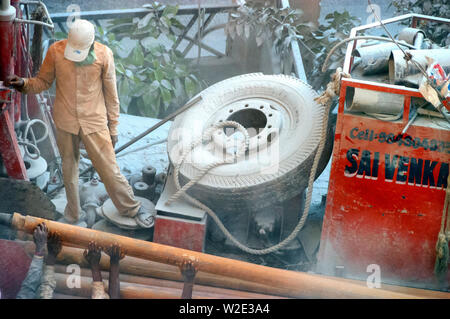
top-left (21, 39), bottom-right (140, 222)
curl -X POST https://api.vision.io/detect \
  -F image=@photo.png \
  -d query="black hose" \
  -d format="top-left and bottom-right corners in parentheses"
top-left (0, 213), bottom-right (13, 228)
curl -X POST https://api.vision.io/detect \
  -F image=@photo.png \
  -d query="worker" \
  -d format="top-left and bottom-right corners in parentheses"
top-left (84, 241), bottom-right (123, 299)
top-left (5, 19), bottom-right (153, 228)
top-left (84, 242), bottom-right (199, 299)
top-left (179, 259), bottom-right (198, 299)
top-left (16, 223), bottom-right (61, 299)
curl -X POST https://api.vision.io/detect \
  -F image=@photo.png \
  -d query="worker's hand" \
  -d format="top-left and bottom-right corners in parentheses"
top-left (33, 223), bottom-right (48, 256)
top-left (110, 135), bottom-right (118, 148)
top-left (105, 243), bottom-right (125, 265)
top-left (83, 241), bottom-right (102, 268)
top-left (179, 259), bottom-right (198, 283)
top-left (46, 232), bottom-right (62, 265)
top-left (4, 75), bottom-right (24, 89)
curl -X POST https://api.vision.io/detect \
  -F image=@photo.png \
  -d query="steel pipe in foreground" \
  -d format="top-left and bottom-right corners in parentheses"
top-left (3, 213), bottom-right (448, 299)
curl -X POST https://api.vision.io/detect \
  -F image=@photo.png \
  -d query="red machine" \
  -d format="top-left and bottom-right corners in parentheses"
top-left (0, 0), bottom-right (57, 184)
top-left (317, 14), bottom-right (450, 289)
top-left (0, 0), bottom-right (27, 180)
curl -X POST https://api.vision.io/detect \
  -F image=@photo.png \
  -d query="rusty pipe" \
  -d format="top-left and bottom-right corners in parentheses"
top-left (53, 245), bottom-right (297, 297)
top-left (14, 239), bottom-right (450, 299)
top-left (54, 266), bottom-right (285, 299)
top-left (54, 247), bottom-right (450, 299)
top-left (53, 245), bottom-right (291, 297)
top-left (15, 241), bottom-right (448, 299)
top-left (54, 273), bottom-right (181, 299)
top-left (4, 213), bottom-right (446, 299)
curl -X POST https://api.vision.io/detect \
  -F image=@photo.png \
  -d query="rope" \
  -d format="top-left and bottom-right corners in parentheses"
top-left (166, 69), bottom-right (345, 255)
top-left (315, 67), bottom-right (350, 106)
top-left (434, 172), bottom-right (450, 281)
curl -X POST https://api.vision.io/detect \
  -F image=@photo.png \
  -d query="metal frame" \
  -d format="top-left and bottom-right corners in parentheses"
top-left (339, 13), bottom-right (450, 118)
top-left (317, 14), bottom-right (450, 287)
top-left (44, 3), bottom-right (238, 59)
top-left (345, 13), bottom-right (450, 69)
top-left (279, 0), bottom-right (307, 82)
top-left (39, 1), bottom-right (307, 80)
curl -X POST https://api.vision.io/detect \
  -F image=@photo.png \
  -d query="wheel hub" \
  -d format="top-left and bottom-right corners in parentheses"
top-left (208, 98), bottom-right (282, 155)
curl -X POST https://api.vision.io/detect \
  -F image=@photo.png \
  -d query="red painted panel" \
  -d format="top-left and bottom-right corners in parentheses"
top-left (0, 109), bottom-right (28, 180)
top-left (0, 240), bottom-right (32, 299)
top-left (318, 86), bottom-right (449, 288)
top-left (153, 216), bottom-right (206, 252)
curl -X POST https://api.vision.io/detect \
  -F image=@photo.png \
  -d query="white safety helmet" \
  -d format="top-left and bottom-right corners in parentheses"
top-left (64, 19), bottom-right (95, 62)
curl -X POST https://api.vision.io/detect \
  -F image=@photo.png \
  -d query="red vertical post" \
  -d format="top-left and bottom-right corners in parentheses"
top-left (11, 0), bottom-right (23, 122)
top-left (0, 103), bottom-right (28, 180)
top-left (0, 1), bottom-right (27, 179)
top-left (0, 15), bottom-right (14, 81)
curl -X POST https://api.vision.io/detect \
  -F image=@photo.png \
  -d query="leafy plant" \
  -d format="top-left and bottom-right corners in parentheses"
top-left (391, 0), bottom-right (450, 46)
top-left (226, 1), bottom-right (360, 90)
top-left (56, 3), bottom-right (204, 118)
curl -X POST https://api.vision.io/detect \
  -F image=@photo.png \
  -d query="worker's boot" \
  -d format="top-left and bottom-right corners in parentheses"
top-left (134, 205), bottom-right (155, 228)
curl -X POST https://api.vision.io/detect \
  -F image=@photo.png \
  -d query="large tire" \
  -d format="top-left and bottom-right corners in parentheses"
top-left (167, 73), bottom-right (326, 211)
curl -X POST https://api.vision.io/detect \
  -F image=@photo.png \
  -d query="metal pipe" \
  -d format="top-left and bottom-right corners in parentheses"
top-left (353, 42), bottom-right (411, 75)
top-left (14, 17), bottom-right (53, 29)
top-left (47, 244), bottom-right (450, 299)
top-left (0, 2), bottom-right (15, 79)
top-left (398, 27), bottom-right (425, 48)
top-left (1, 0), bottom-right (10, 11)
top-left (17, 0), bottom-right (53, 28)
top-left (52, 245), bottom-right (294, 298)
top-left (389, 49), bottom-right (450, 86)
top-left (413, 32), bottom-right (424, 49)
top-left (343, 14), bottom-right (450, 74)
top-left (54, 273), bottom-right (181, 299)
top-left (3, 212), bottom-right (448, 299)
top-left (345, 86), bottom-right (405, 115)
top-left (0, 212), bottom-right (12, 226)
top-left (279, 0), bottom-right (307, 82)
top-left (54, 266), bottom-right (285, 299)
top-left (322, 36), bottom-right (416, 73)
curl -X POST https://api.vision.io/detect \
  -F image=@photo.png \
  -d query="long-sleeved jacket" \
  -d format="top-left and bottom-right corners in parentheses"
top-left (21, 39), bottom-right (120, 136)
top-left (15, 255), bottom-right (55, 299)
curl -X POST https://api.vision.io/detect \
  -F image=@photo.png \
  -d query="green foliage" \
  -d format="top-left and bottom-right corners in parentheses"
top-left (107, 3), bottom-right (204, 118)
top-left (55, 3), bottom-right (204, 118)
top-left (391, 0), bottom-right (450, 46)
top-left (226, 1), bottom-right (360, 90)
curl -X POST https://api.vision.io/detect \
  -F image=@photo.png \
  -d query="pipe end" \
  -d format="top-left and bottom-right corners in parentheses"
top-left (0, 213), bottom-right (13, 228)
